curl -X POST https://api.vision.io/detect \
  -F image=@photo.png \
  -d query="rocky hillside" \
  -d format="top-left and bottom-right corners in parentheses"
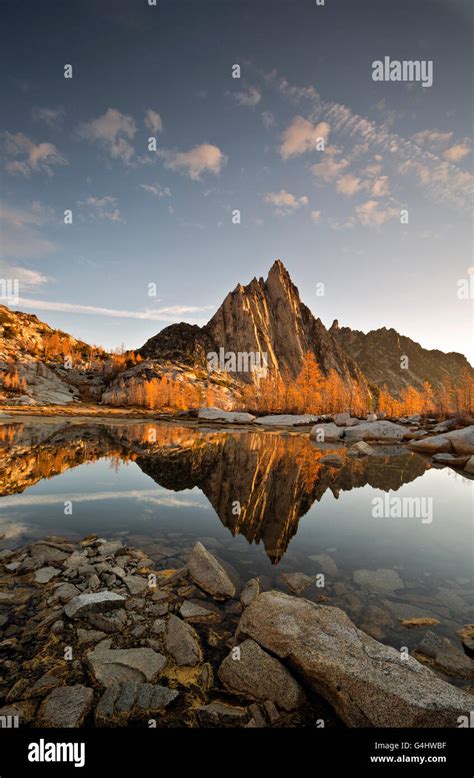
top-left (330, 321), bottom-right (472, 395)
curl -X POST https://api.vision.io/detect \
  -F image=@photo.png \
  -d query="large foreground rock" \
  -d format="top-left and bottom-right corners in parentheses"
top-left (187, 542), bottom-right (236, 599)
top-left (198, 407), bottom-right (255, 423)
top-left (218, 639), bottom-right (305, 711)
top-left (409, 426), bottom-right (474, 456)
top-left (343, 421), bottom-right (406, 442)
top-left (236, 591), bottom-right (473, 727)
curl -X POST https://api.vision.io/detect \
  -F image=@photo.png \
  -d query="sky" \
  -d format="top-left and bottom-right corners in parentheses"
top-left (0, 0), bottom-right (473, 360)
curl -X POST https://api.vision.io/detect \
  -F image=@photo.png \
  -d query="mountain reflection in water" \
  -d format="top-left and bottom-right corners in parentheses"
top-left (0, 419), bottom-right (429, 563)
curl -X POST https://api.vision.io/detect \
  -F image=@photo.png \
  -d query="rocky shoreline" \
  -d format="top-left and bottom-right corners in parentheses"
top-left (0, 536), bottom-right (472, 729)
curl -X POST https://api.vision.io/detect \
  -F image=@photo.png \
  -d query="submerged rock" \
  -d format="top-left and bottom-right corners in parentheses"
top-left (218, 638), bottom-right (305, 711)
top-left (353, 568), bottom-right (404, 594)
top-left (281, 572), bottom-right (314, 595)
top-left (236, 591), bottom-right (473, 727)
top-left (240, 578), bottom-right (260, 608)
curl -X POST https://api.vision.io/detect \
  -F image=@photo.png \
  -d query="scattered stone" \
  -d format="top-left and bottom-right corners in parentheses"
top-left (187, 542), bottom-right (236, 599)
top-left (196, 702), bottom-right (248, 727)
top-left (34, 566), bottom-right (61, 584)
top-left (166, 614), bottom-right (203, 666)
top-left (151, 618), bottom-right (166, 635)
top-left (334, 412), bottom-right (351, 426)
top-left (38, 685), bottom-right (94, 727)
top-left (179, 600), bottom-right (222, 623)
top-left (198, 407), bottom-right (255, 423)
top-left (122, 575), bottom-right (148, 595)
top-left (76, 628), bottom-right (106, 645)
top-left (254, 414), bottom-right (320, 427)
top-left (95, 682), bottom-right (179, 725)
top-left (64, 591), bottom-right (126, 619)
top-left (432, 453), bottom-right (469, 466)
top-left (87, 639), bottom-right (167, 687)
top-left (320, 454), bottom-right (343, 467)
top-left (281, 572), bottom-right (314, 595)
top-left (87, 609), bottom-right (128, 634)
top-left (309, 422), bottom-right (342, 442)
top-left (219, 639), bottom-right (305, 711)
top-left (97, 540), bottom-right (124, 557)
top-left (240, 578), bottom-right (260, 608)
top-left (344, 421), bottom-right (406, 442)
top-left (31, 544), bottom-right (69, 564)
top-left (263, 699), bottom-right (280, 724)
top-left (236, 591), bottom-right (473, 727)
top-left (54, 583), bottom-right (81, 603)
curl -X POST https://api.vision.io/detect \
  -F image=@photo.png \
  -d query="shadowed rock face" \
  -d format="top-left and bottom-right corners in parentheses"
top-left (0, 421), bottom-right (429, 564)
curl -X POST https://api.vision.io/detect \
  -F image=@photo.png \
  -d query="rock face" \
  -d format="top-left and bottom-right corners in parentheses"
top-left (218, 639), bottom-right (305, 711)
top-left (236, 591), bottom-right (473, 727)
top-left (139, 261), bottom-right (369, 393)
top-left (331, 321), bottom-right (473, 395)
top-left (187, 542), bottom-right (236, 599)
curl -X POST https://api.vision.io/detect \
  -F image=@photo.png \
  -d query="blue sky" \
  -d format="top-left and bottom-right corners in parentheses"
top-left (1, 0), bottom-right (472, 360)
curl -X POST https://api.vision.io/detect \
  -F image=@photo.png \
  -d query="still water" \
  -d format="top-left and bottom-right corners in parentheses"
top-left (0, 418), bottom-right (472, 661)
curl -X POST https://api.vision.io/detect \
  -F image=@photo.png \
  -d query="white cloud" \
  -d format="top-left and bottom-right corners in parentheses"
top-left (158, 144), bottom-right (227, 180)
top-left (144, 109), bottom-right (163, 134)
top-left (336, 173), bottom-right (362, 196)
top-left (232, 86), bottom-right (261, 107)
top-left (355, 199), bottom-right (399, 228)
top-left (264, 189), bottom-right (308, 215)
top-left (310, 210), bottom-right (321, 223)
top-left (139, 183), bottom-right (171, 198)
top-left (279, 116), bottom-right (330, 159)
top-left (311, 146), bottom-right (349, 181)
top-left (77, 108), bottom-right (137, 165)
top-left (443, 139), bottom-right (471, 163)
top-left (371, 175), bottom-right (390, 197)
top-left (3, 132), bottom-right (67, 177)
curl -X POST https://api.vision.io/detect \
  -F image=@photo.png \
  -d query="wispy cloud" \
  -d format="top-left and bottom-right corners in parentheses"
top-left (230, 85), bottom-right (261, 107)
top-left (77, 108), bottom-right (137, 165)
top-left (78, 195), bottom-right (124, 223)
top-left (3, 132), bottom-right (67, 177)
top-left (15, 298), bottom-right (214, 322)
top-left (139, 183), bottom-right (171, 198)
top-left (0, 201), bottom-right (57, 259)
top-left (31, 106), bottom-right (65, 127)
top-left (144, 109), bottom-right (163, 135)
top-left (264, 189), bottom-right (308, 215)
